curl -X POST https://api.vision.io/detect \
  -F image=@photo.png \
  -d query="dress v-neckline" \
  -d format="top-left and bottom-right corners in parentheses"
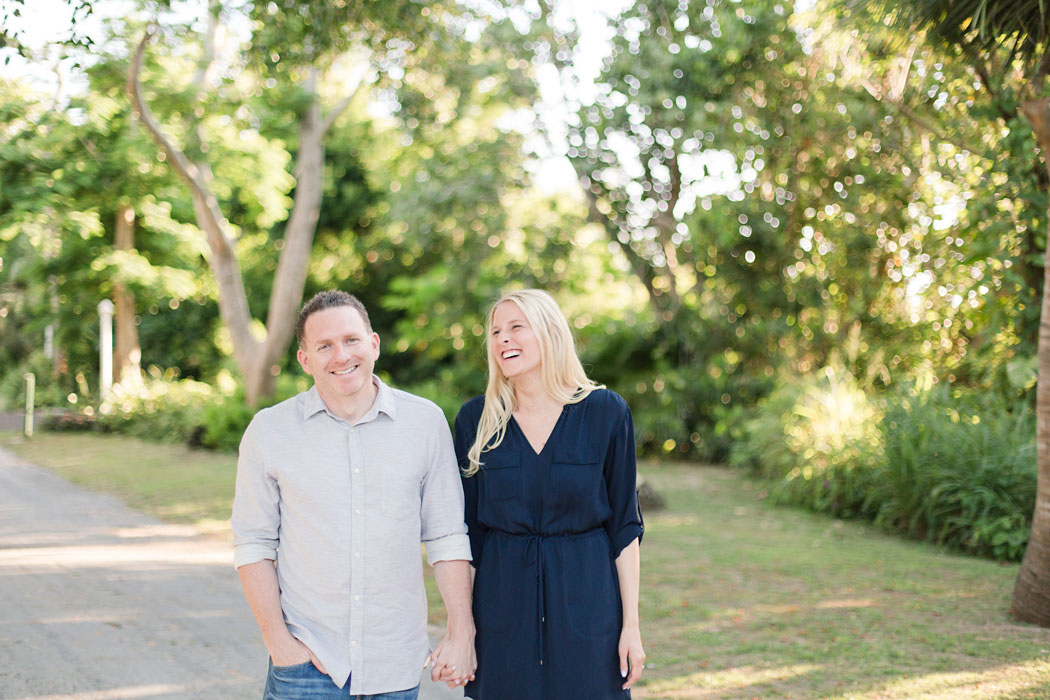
top-left (512, 406), bottom-right (567, 457)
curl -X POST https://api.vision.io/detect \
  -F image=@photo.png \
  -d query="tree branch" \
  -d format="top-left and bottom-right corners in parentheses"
top-left (182, 0), bottom-right (220, 161)
top-left (322, 58), bottom-right (372, 134)
top-left (638, 146), bottom-right (683, 309)
top-left (962, 40), bottom-right (1018, 123)
top-left (127, 30), bottom-right (214, 221)
top-left (127, 28), bottom-right (259, 370)
top-left (264, 77), bottom-right (325, 364)
top-left (577, 174), bottom-right (664, 312)
top-left (859, 77), bottom-right (976, 154)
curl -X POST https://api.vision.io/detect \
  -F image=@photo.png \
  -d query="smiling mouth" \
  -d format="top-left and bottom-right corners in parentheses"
top-left (501, 350), bottom-right (521, 360)
top-left (332, 365), bottom-right (358, 375)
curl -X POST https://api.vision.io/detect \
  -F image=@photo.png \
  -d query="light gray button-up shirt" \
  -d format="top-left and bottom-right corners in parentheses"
top-left (232, 377), bottom-right (471, 694)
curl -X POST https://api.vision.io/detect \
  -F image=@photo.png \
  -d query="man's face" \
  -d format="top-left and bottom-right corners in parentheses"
top-left (297, 305), bottom-right (380, 404)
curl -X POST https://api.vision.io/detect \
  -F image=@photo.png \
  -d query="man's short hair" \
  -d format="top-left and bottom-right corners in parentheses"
top-left (296, 290), bottom-right (372, 348)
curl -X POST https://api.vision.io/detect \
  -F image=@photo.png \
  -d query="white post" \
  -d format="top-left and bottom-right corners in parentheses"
top-left (98, 299), bottom-right (114, 399)
top-left (24, 373), bottom-right (35, 438)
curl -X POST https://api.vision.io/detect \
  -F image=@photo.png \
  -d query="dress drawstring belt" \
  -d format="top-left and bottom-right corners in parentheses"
top-left (521, 535), bottom-right (546, 665)
top-left (493, 527), bottom-right (605, 668)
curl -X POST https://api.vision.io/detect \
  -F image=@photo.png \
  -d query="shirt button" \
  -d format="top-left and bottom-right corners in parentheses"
top-left (354, 552), bottom-right (361, 558)
top-left (354, 595), bottom-right (360, 601)
top-left (353, 468), bottom-right (360, 474)
top-left (351, 640), bottom-right (357, 646)
top-left (355, 509), bottom-right (361, 515)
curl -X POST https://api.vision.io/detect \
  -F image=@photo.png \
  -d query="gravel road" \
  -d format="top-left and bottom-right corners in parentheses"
top-left (0, 443), bottom-right (464, 700)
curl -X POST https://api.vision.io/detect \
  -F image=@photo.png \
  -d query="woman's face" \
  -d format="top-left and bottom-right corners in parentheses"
top-left (489, 301), bottom-right (542, 381)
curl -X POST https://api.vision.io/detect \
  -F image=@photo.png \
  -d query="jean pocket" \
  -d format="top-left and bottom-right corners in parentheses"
top-left (266, 659), bottom-right (336, 700)
top-left (270, 660), bottom-right (314, 674)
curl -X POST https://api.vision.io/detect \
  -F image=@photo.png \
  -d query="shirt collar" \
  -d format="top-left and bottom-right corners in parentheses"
top-left (369, 376), bottom-right (398, 421)
top-left (302, 385), bottom-right (328, 419)
top-left (301, 376), bottom-right (398, 423)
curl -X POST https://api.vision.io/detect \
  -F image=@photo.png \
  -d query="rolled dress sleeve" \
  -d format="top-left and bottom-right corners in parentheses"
top-left (603, 397), bottom-right (644, 558)
top-left (231, 415), bottom-right (281, 568)
top-left (454, 399), bottom-right (488, 569)
top-left (420, 405), bottom-right (472, 565)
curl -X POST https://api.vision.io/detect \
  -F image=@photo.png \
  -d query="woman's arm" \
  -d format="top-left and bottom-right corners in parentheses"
top-left (615, 537), bottom-right (644, 689)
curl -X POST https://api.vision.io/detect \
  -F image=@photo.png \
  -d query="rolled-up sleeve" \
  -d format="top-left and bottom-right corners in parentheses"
top-left (231, 417), bottom-right (281, 568)
top-left (604, 400), bottom-right (644, 558)
top-left (420, 409), bottom-right (472, 565)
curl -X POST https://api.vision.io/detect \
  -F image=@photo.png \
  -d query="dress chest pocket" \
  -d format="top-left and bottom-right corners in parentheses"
top-left (480, 451), bottom-right (521, 504)
top-left (551, 446), bottom-right (603, 496)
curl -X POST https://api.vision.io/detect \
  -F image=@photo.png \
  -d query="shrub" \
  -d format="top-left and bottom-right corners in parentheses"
top-left (198, 386), bottom-right (297, 453)
top-left (871, 385), bottom-right (1035, 561)
top-left (0, 351), bottom-right (81, 411)
top-left (94, 371), bottom-right (215, 444)
top-left (624, 361), bottom-right (770, 463)
top-left (731, 366), bottom-right (883, 518)
top-left (731, 368), bottom-right (1037, 562)
top-left (45, 370), bottom-right (310, 453)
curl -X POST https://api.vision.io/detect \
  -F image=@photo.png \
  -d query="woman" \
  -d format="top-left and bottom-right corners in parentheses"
top-left (453, 289), bottom-right (645, 700)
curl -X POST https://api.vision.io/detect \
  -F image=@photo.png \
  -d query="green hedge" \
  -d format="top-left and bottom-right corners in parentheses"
top-left (93, 374), bottom-right (213, 444)
top-left (43, 372), bottom-right (307, 454)
top-left (731, 368), bottom-right (1036, 562)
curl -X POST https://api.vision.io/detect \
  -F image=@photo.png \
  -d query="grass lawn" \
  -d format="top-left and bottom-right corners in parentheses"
top-left (0, 430), bottom-right (237, 533)
top-left (633, 463), bottom-right (1050, 700)
top-left (3, 431), bottom-right (1049, 698)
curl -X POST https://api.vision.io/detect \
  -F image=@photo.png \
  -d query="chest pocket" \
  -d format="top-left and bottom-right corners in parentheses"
top-left (551, 446), bottom-right (603, 499)
top-left (480, 451), bottom-right (521, 504)
top-left (381, 468), bottom-right (422, 521)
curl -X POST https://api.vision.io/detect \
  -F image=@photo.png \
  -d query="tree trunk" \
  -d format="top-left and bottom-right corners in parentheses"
top-left (253, 71), bottom-right (328, 403)
top-left (113, 204), bottom-right (143, 386)
top-left (128, 34), bottom-right (355, 407)
top-left (1011, 96), bottom-right (1050, 627)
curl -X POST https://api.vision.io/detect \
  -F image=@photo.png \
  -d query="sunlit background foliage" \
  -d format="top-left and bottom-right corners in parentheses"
top-left (0, 0), bottom-right (1042, 560)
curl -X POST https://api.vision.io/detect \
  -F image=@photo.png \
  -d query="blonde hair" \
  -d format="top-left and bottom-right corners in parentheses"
top-left (464, 289), bottom-right (603, 476)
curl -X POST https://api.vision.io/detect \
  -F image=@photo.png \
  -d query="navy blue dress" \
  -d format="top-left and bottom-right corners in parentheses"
top-left (454, 389), bottom-right (644, 700)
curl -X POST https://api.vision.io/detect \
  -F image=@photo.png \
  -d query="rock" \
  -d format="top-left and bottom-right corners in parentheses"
top-left (637, 473), bottom-right (665, 511)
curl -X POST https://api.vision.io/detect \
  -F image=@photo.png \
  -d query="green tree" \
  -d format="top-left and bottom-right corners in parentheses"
top-left (296, 16), bottom-right (601, 413)
top-left (522, 0), bottom-right (980, 457)
top-left (0, 0), bottom-right (91, 57)
top-left (852, 0), bottom-right (1050, 627)
top-left (0, 72), bottom-right (203, 403)
top-left (126, 0), bottom-right (525, 405)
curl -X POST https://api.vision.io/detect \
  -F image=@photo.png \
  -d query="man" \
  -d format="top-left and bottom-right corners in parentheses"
top-left (232, 290), bottom-right (475, 699)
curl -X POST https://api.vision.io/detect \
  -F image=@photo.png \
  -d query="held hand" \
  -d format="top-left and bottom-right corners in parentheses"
top-left (618, 624), bottom-right (645, 690)
top-left (430, 633), bottom-right (477, 689)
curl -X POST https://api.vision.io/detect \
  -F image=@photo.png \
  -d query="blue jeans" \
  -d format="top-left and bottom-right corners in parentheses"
top-left (263, 659), bottom-right (420, 700)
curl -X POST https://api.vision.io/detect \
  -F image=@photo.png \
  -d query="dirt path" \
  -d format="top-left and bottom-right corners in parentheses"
top-left (0, 446), bottom-right (463, 700)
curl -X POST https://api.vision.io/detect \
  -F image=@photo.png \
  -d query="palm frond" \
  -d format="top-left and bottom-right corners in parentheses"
top-left (846, 0), bottom-right (1050, 76)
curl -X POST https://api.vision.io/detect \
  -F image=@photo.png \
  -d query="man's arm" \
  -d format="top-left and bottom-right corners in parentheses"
top-left (429, 559), bottom-right (475, 687)
top-left (419, 406), bottom-right (476, 686)
top-left (238, 560), bottom-right (327, 673)
top-left (233, 420), bottom-right (323, 670)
